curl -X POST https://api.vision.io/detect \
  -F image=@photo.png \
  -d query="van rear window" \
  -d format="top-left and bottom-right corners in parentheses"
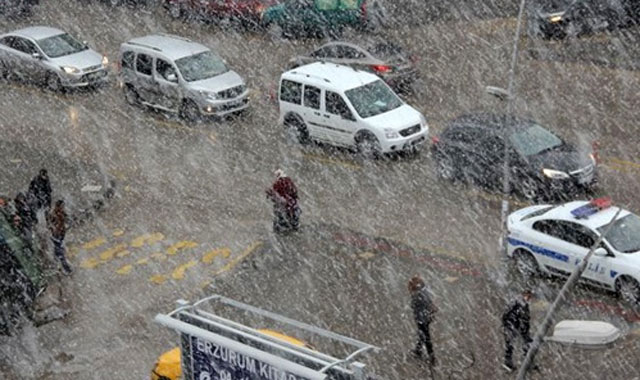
top-left (280, 79), bottom-right (302, 104)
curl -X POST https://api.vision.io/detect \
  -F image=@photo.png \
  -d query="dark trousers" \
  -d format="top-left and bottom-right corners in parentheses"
top-left (414, 322), bottom-right (434, 359)
top-left (273, 205), bottom-right (300, 232)
top-left (504, 327), bottom-right (532, 366)
top-left (52, 237), bottom-right (71, 273)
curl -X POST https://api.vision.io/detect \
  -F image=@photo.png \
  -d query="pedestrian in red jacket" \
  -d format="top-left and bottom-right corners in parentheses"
top-left (266, 169), bottom-right (300, 233)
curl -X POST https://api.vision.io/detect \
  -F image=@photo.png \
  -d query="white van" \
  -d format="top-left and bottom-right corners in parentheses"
top-left (278, 62), bottom-right (428, 157)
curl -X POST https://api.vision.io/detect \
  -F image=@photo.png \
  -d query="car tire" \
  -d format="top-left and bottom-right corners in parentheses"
top-left (180, 100), bottom-right (201, 123)
top-left (124, 84), bottom-right (140, 106)
top-left (285, 116), bottom-right (310, 145)
top-left (168, 2), bottom-right (182, 19)
top-left (356, 131), bottom-right (382, 160)
top-left (46, 74), bottom-right (62, 92)
top-left (435, 155), bottom-right (457, 181)
top-left (514, 250), bottom-right (539, 278)
top-left (616, 277), bottom-right (640, 305)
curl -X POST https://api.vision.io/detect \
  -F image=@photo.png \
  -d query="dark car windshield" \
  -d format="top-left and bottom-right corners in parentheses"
top-left (37, 33), bottom-right (87, 58)
top-left (175, 51), bottom-right (228, 82)
top-left (509, 123), bottom-right (564, 157)
top-left (600, 213), bottom-right (640, 253)
top-left (345, 80), bottom-right (403, 119)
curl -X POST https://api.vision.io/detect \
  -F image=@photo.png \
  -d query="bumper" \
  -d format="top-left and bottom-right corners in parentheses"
top-left (543, 171), bottom-right (598, 196)
top-left (198, 94), bottom-right (250, 117)
top-left (379, 129), bottom-right (428, 153)
top-left (61, 70), bottom-right (109, 88)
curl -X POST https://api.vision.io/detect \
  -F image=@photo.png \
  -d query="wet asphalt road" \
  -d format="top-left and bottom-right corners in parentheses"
top-left (0, 1), bottom-right (639, 379)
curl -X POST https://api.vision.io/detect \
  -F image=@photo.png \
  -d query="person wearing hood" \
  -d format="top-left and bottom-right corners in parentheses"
top-left (266, 169), bottom-right (300, 233)
top-left (501, 289), bottom-right (537, 372)
top-left (29, 169), bottom-right (52, 211)
top-left (409, 275), bottom-right (438, 366)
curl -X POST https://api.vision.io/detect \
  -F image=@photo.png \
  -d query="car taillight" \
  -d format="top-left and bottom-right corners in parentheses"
top-left (431, 136), bottom-right (440, 144)
top-left (371, 64), bottom-right (392, 74)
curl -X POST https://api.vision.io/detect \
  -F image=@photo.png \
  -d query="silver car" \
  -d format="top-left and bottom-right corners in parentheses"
top-left (288, 39), bottom-right (419, 92)
top-left (118, 34), bottom-right (249, 121)
top-left (0, 26), bottom-right (109, 91)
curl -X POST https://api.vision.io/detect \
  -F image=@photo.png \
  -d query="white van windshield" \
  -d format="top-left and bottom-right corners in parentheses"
top-left (175, 51), bottom-right (228, 82)
top-left (345, 80), bottom-right (403, 119)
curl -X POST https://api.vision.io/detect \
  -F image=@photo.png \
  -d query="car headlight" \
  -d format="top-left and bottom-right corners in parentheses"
top-left (384, 128), bottom-right (399, 139)
top-left (199, 90), bottom-right (217, 101)
top-left (102, 55), bottom-right (109, 67)
top-left (542, 168), bottom-right (569, 179)
top-left (61, 66), bottom-right (80, 74)
top-left (549, 15), bottom-right (563, 23)
top-left (589, 153), bottom-right (597, 165)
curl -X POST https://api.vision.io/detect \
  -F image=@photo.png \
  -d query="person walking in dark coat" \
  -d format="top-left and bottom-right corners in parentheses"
top-left (409, 275), bottom-right (438, 366)
top-left (502, 289), bottom-right (535, 372)
top-left (47, 200), bottom-right (72, 274)
top-left (266, 169), bottom-right (300, 233)
top-left (29, 169), bottom-right (52, 211)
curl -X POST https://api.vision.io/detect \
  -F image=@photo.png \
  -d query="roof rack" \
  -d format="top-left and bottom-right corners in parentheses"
top-left (125, 41), bottom-right (162, 52)
top-left (157, 32), bottom-right (192, 43)
top-left (156, 294), bottom-right (379, 380)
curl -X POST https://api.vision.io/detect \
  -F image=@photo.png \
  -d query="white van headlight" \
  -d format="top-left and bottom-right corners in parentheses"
top-left (384, 128), bottom-right (399, 139)
top-left (61, 66), bottom-right (80, 74)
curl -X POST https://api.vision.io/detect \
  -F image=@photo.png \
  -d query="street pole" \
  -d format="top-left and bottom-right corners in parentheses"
top-left (515, 207), bottom-right (623, 380)
top-left (499, 0), bottom-right (528, 257)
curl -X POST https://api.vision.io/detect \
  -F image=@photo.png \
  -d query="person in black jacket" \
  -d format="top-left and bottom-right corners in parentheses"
top-left (501, 289), bottom-right (534, 372)
top-left (14, 192), bottom-right (36, 248)
top-left (28, 169), bottom-right (52, 211)
top-left (409, 275), bottom-right (438, 366)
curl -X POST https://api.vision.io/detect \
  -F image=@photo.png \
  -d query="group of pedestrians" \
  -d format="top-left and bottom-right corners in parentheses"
top-left (408, 275), bottom-right (537, 373)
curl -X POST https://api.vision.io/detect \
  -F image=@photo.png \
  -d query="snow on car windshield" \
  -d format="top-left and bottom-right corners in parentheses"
top-left (37, 33), bottom-right (87, 58)
top-left (600, 213), bottom-right (640, 253)
top-left (175, 51), bottom-right (228, 82)
top-left (509, 123), bottom-right (564, 157)
top-left (345, 80), bottom-right (403, 119)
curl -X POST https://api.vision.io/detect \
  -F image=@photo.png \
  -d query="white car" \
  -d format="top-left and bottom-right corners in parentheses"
top-left (278, 62), bottom-right (428, 157)
top-left (507, 198), bottom-right (640, 304)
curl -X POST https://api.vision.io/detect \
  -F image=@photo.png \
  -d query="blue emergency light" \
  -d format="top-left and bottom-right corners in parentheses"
top-left (571, 197), bottom-right (612, 219)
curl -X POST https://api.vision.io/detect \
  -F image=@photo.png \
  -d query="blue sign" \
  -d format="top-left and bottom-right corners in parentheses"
top-left (189, 335), bottom-right (314, 380)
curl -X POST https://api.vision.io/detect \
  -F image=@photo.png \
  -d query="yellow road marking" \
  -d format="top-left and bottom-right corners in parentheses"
top-left (116, 250), bottom-right (131, 258)
top-left (302, 152), bottom-right (361, 170)
top-left (212, 241), bottom-right (263, 276)
top-left (444, 276), bottom-right (458, 283)
top-left (606, 157), bottom-right (640, 170)
top-left (150, 274), bottom-right (167, 285)
top-left (67, 246), bottom-right (79, 259)
top-left (358, 251), bottom-right (375, 260)
top-left (208, 132), bottom-right (216, 143)
top-left (80, 257), bottom-right (101, 269)
top-left (202, 247), bottom-right (231, 264)
top-left (136, 257), bottom-right (150, 265)
top-left (112, 229), bottom-right (125, 237)
top-left (82, 237), bottom-right (107, 250)
top-left (130, 232), bottom-right (165, 248)
top-left (116, 264), bottom-right (133, 275)
top-left (171, 260), bottom-right (198, 280)
top-left (99, 244), bottom-right (128, 261)
top-left (167, 240), bottom-right (198, 255)
top-left (151, 252), bottom-right (166, 261)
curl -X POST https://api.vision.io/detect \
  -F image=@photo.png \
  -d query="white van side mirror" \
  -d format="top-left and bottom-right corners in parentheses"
top-left (31, 52), bottom-right (42, 60)
top-left (594, 247), bottom-right (608, 257)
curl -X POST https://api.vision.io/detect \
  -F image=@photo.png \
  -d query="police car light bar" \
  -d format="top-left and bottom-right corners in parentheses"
top-left (571, 197), bottom-right (612, 219)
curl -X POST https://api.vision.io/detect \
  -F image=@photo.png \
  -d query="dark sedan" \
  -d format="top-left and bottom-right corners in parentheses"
top-left (288, 39), bottom-right (419, 92)
top-left (431, 113), bottom-right (598, 200)
top-left (526, 0), bottom-right (640, 39)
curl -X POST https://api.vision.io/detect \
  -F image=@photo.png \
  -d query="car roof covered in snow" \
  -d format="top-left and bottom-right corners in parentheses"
top-left (282, 62), bottom-right (380, 92)
top-left (8, 26), bottom-right (66, 41)
top-left (123, 34), bottom-right (209, 61)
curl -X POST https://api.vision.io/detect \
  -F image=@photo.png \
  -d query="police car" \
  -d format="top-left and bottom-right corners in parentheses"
top-left (507, 197), bottom-right (640, 304)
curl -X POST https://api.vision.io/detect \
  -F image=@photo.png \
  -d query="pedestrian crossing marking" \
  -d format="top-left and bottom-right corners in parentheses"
top-left (130, 232), bottom-right (165, 248)
top-left (172, 260), bottom-right (198, 280)
top-left (167, 241), bottom-right (198, 255)
top-left (82, 237), bottom-right (107, 250)
top-left (202, 248), bottom-right (231, 264)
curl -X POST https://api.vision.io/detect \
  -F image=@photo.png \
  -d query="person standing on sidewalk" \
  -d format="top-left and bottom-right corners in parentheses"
top-left (409, 275), bottom-right (438, 366)
top-left (501, 289), bottom-right (536, 372)
top-left (29, 169), bottom-right (52, 211)
top-left (266, 169), bottom-right (300, 233)
top-left (47, 200), bottom-right (72, 275)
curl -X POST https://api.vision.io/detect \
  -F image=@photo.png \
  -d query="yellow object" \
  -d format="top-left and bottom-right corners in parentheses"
top-left (258, 329), bottom-right (312, 349)
top-left (151, 347), bottom-right (181, 380)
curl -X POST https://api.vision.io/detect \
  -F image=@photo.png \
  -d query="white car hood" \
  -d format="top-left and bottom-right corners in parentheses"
top-left (50, 49), bottom-right (103, 70)
top-left (190, 70), bottom-right (244, 93)
top-left (364, 104), bottom-right (423, 132)
top-left (545, 320), bottom-right (621, 347)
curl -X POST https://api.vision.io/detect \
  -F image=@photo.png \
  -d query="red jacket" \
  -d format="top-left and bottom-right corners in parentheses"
top-left (267, 177), bottom-right (298, 210)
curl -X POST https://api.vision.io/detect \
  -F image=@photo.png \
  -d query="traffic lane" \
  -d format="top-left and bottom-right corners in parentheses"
top-left (211, 224), bottom-right (640, 380)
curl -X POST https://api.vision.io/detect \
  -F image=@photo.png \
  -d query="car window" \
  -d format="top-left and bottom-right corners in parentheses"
top-left (598, 213), bottom-right (640, 253)
top-left (135, 53), bottom-right (153, 76)
top-left (11, 37), bottom-right (37, 55)
top-left (344, 80), bottom-right (402, 118)
top-left (121, 51), bottom-right (135, 70)
top-left (303, 85), bottom-right (321, 110)
top-left (339, 0), bottom-right (359, 9)
top-left (280, 79), bottom-right (302, 104)
top-left (0, 36), bottom-right (15, 48)
top-left (533, 220), bottom-right (595, 248)
top-left (175, 51), bottom-right (228, 82)
top-left (326, 91), bottom-right (354, 120)
top-left (336, 45), bottom-right (366, 59)
top-left (315, 0), bottom-right (338, 10)
top-left (155, 58), bottom-right (177, 82)
top-left (37, 33), bottom-right (87, 58)
top-left (311, 46), bottom-right (337, 58)
top-left (509, 123), bottom-right (564, 157)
